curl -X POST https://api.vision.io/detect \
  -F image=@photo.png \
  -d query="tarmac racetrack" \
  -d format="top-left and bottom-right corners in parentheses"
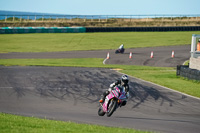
top-left (0, 45), bottom-right (200, 133)
top-left (0, 45), bottom-right (191, 67)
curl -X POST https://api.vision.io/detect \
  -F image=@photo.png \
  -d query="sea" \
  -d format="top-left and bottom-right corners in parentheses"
top-left (0, 10), bottom-right (198, 20)
top-left (0, 10), bottom-right (115, 20)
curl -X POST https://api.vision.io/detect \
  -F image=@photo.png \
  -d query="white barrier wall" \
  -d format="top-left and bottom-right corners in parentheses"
top-left (189, 34), bottom-right (200, 70)
top-left (190, 57), bottom-right (200, 70)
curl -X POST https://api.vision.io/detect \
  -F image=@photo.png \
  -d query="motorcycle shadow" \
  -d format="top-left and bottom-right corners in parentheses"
top-left (128, 82), bottom-right (174, 109)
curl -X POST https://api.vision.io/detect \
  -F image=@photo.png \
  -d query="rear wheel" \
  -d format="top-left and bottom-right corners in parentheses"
top-left (121, 48), bottom-right (125, 54)
top-left (107, 99), bottom-right (117, 117)
top-left (98, 106), bottom-right (105, 116)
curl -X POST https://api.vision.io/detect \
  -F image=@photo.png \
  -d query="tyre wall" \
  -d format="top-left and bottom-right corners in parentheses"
top-left (0, 26), bottom-right (200, 34)
top-left (177, 65), bottom-right (200, 81)
top-left (86, 26), bottom-right (200, 32)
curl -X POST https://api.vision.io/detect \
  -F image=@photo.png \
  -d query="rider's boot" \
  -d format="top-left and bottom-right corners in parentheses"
top-left (99, 99), bottom-right (104, 103)
top-left (99, 95), bottom-right (105, 103)
top-left (99, 90), bottom-right (109, 103)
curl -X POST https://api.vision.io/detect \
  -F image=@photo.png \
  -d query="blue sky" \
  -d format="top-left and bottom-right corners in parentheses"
top-left (0, 0), bottom-right (199, 15)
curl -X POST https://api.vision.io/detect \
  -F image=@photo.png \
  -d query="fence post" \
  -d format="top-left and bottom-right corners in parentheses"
top-left (13, 16), bottom-right (15, 22)
top-left (84, 16), bottom-right (86, 22)
top-left (176, 65), bottom-right (181, 76)
top-left (5, 16), bottom-right (7, 22)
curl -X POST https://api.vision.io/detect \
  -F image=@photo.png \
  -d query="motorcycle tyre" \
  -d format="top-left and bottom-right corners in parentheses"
top-left (115, 50), bottom-right (119, 54)
top-left (98, 106), bottom-right (106, 116)
top-left (107, 100), bottom-right (117, 117)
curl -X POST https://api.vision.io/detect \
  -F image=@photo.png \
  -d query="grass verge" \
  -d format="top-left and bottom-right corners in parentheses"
top-left (0, 113), bottom-right (151, 133)
top-left (1, 31), bottom-right (200, 132)
top-left (0, 58), bottom-right (199, 98)
top-left (0, 31), bottom-right (200, 53)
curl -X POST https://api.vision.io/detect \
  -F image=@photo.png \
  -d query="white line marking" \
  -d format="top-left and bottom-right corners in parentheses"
top-left (103, 58), bottom-right (107, 64)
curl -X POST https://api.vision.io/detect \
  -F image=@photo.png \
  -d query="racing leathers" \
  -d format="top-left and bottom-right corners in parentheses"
top-left (100, 79), bottom-right (129, 106)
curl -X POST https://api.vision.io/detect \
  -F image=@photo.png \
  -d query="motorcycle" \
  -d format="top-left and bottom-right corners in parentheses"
top-left (98, 86), bottom-right (127, 117)
top-left (115, 48), bottom-right (125, 54)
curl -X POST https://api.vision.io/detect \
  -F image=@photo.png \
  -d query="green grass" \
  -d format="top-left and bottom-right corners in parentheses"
top-left (0, 113), bottom-right (151, 133)
top-left (121, 69), bottom-right (200, 98)
top-left (183, 60), bottom-right (189, 65)
top-left (0, 58), bottom-right (105, 67)
top-left (0, 31), bottom-right (200, 53)
top-left (1, 31), bottom-right (200, 132)
top-left (0, 58), bottom-right (199, 98)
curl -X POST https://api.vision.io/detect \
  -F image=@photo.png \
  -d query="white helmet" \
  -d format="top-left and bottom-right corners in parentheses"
top-left (121, 75), bottom-right (129, 84)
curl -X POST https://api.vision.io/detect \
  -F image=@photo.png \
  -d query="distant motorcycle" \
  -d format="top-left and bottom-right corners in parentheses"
top-left (98, 86), bottom-right (127, 117)
top-left (115, 48), bottom-right (125, 54)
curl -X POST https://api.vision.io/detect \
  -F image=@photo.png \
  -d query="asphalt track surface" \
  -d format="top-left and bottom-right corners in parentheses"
top-left (0, 45), bottom-right (200, 133)
top-left (0, 45), bottom-right (191, 67)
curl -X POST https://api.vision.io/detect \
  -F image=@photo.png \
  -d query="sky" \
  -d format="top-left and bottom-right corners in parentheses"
top-left (0, 0), bottom-right (199, 15)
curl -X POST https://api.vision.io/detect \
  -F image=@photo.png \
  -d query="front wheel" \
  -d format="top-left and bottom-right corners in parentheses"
top-left (115, 50), bottom-right (119, 54)
top-left (98, 106), bottom-right (105, 116)
top-left (107, 99), bottom-right (117, 117)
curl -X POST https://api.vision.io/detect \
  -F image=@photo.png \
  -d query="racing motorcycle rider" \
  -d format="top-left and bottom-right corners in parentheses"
top-left (99, 75), bottom-right (130, 106)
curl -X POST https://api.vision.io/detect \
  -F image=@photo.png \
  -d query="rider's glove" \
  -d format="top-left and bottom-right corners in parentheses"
top-left (108, 88), bottom-right (112, 92)
top-left (110, 83), bottom-right (115, 88)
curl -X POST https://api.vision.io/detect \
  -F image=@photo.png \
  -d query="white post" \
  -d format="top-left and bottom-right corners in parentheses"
top-left (84, 16), bottom-right (86, 22)
top-left (191, 34), bottom-right (196, 58)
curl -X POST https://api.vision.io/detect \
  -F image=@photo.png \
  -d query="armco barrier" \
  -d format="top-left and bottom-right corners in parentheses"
top-left (1, 26), bottom-right (200, 34)
top-left (0, 27), bottom-right (86, 34)
top-left (177, 65), bottom-right (200, 81)
top-left (86, 26), bottom-right (200, 32)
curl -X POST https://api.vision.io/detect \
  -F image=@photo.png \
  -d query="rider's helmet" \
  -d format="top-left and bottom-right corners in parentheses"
top-left (121, 75), bottom-right (129, 85)
top-left (119, 44), bottom-right (124, 49)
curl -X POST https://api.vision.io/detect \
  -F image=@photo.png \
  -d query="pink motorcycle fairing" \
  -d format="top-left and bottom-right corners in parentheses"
top-left (102, 86), bottom-right (126, 112)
